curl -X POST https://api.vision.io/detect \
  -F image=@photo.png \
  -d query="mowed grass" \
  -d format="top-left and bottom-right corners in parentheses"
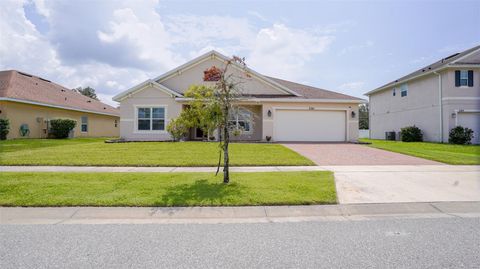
top-left (361, 139), bottom-right (480, 165)
top-left (0, 171), bottom-right (336, 206)
top-left (0, 138), bottom-right (314, 166)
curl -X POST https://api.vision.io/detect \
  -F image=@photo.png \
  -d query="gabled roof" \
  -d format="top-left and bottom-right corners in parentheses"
top-left (153, 50), bottom-right (302, 97)
top-left (0, 70), bottom-right (119, 116)
top-left (365, 44), bottom-right (480, 96)
top-left (112, 79), bottom-right (183, 101)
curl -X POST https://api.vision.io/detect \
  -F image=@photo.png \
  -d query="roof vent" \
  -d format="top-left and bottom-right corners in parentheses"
top-left (38, 77), bottom-right (51, 83)
top-left (103, 107), bottom-right (106, 109)
top-left (18, 72), bottom-right (33, 77)
top-left (61, 89), bottom-right (65, 92)
top-left (87, 100), bottom-right (92, 103)
top-left (428, 67), bottom-right (431, 70)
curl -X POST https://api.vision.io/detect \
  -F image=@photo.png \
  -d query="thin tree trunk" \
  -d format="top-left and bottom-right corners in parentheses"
top-left (223, 118), bottom-right (230, 184)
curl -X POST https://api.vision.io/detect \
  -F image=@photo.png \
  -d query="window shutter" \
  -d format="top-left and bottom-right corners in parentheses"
top-left (468, 70), bottom-right (474, 87)
top-left (455, 70), bottom-right (460, 87)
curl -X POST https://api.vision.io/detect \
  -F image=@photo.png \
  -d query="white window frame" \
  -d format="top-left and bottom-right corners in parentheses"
top-left (459, 70), bottom-right (469, 87)
top-left (81, 116), bottom-right (88, 133)
top-left (400, 84), bottom-right (408, 97)
top-left (228, 108), bottom-right (253, 134)
top-left (134, 105), bottom-right (167, 133)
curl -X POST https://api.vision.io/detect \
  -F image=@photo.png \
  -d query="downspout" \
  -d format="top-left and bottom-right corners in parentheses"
top-left (433, 71), bottom-right (443, 142)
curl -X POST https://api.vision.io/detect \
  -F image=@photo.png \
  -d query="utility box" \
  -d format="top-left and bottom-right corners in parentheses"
top-left (385, 131), bottom-right (396, 141)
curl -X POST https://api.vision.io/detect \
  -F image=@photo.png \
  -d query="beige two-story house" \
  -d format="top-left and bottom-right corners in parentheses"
top-left (113, 50), bottom-right (365, 142)
top-left (365, 45), bottom-right (480, 144)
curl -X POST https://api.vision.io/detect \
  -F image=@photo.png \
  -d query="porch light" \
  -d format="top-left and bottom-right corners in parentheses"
top-left (351, 111), bottom-right (356, 118)
top-left (267, 110), bottom-right (272, 117)
top-left (452, 113), bottom-right (456, 119)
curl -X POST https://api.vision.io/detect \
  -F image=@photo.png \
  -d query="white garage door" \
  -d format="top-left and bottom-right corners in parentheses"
top-left (274, 109), bottom-right (346, 141)
top-left (458, 112), bottom-right (480, 144)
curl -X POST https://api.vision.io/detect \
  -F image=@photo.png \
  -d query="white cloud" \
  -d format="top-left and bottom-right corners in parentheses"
top-left (248, 24), bottom-right (334, 81)
top-left (1, 0), bottom-right (338, 105)
top-left (338, 81), bottom-right (366, 98)
top-left (339, 40), bottom-right (374, 55)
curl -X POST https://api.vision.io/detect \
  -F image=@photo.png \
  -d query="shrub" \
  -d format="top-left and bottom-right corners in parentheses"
top-left (400, 125), bottom-right (423, 142)
top-left (167, 118), bottom-right (189, 141)
top-left (0, 118), bottom-right (10, 140)
top-left (449, 126), bottom-right (474, 144)
top-left (49, 119), bottom-right (76, 139)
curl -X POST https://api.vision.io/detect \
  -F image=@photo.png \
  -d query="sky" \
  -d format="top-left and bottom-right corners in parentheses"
top-left (1, 0), bottom-right (479, 106)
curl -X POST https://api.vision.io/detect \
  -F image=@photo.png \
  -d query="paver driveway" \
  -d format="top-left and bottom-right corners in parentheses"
top-left (283, 143), bottom-right (441, 165)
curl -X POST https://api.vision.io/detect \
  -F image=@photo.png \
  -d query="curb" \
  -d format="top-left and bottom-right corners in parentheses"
top-left (1, 201), bottom-right (479, 225)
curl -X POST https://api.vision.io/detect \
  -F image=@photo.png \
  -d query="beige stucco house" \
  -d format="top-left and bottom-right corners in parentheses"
top-left (365, 45), bottom-right (480, 144)
top-left (113, 50), bottom-right (364, 142)
top-left (0, 70), bottom-right (120, 139)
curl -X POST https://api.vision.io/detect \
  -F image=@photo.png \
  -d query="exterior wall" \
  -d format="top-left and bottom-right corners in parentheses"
top-left (0, 101), bottom-right (119, 139)
top-left (261, 102), bottom-right (359, 142)
top-left (119, 85), bottom-right (182, 141)
top-left (159, 57), bottom-right (289, 96)
top-left (230, 105), bottom-right (262, 141)
top-left (369, 68), bottom-right (480, 143)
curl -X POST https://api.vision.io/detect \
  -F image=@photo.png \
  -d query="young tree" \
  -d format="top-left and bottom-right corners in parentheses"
top-left (204, 56), bottom-right (249, 183)
top-left (75, 86), bottom-right (99, 100)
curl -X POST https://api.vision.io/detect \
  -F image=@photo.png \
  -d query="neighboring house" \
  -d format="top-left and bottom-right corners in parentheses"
top-left (113, 50), bottom-right (364, 142)
top-left (365, 45), bottom-right (480, 144)
top-left (0, 70), bottom-right (120, 139)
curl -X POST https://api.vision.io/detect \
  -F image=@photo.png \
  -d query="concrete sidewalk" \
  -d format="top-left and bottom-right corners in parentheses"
top-left (0, 165), bottom-right (327, 173)
top-left (3, 165), bottom-right (479, 173)
top-left (1, 201), bottom-right (479, 225)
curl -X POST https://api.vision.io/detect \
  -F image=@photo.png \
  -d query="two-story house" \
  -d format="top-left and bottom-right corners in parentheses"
top-left (365, 45), bottom-right (480, 144)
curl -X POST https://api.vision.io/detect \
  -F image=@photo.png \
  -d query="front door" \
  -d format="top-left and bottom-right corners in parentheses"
top-left (195, 128), bottom-right (204, 140)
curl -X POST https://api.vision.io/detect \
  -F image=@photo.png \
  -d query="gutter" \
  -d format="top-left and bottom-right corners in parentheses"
top-left (174, 97), bottom-right (367, 104)
top-left (433, 71), bottom-right (443, 142)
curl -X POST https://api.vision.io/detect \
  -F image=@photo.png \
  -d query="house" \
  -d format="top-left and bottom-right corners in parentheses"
top-left (113, 50), bottom-right (364, 142)
top-left (365, 45), bottom-right (480, 144)
top-left (0, 70), bottom-right (120, 139)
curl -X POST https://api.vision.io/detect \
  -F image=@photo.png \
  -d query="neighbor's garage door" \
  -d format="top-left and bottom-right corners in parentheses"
top-left (458, 112), bottom-right (480, 144)
top-left (274, 109), bottom-right (346, 142)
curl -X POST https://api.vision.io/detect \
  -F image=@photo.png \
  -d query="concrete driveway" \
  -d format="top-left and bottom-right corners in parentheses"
top-left (283, 143), bottom-right (479, 204)
top-left (283, 143), bottom-right (441, 165)
top-left (329, 165), bottom-right (480, 204)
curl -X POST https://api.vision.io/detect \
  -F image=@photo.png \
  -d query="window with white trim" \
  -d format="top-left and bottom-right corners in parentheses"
top-left (228, 108), bottom-right (252, 132)
top-left (460, 70), bottom-right (469, 86)
top-left (400, 84), bottom-right (408, 97)
top-left (81, 116), bottom-right (88, 132)
top-left (137, 107), bottom-right (165, 131)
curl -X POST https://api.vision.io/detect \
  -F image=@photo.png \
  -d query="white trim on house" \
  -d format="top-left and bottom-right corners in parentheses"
top-left (443, 97), bottom-right (480, 101)
top-left (174, 97), bottom-right (365, 104)
top-left (0, 97), bottom-right (119, 117)
top-left (113, 80), bottom-right (183, 102)
top-left (133, 104), bottom-right (168, 134)
top-left (152, 50), bottom-right (302, 97)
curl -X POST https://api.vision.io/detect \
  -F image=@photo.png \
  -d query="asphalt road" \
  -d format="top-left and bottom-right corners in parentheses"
top-left (1, 217), bottom-right (479, 268)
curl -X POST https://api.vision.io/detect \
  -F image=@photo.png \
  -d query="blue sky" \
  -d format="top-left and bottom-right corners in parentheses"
top-left (1, 0), bottom-right (479, 106)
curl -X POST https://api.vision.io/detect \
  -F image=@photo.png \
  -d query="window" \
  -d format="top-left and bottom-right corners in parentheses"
top-left (228, 108), bottom-right (252, 133)
top-left (137, 107), bottom-right (165, 131)
top-left (460, 70), bottom-right (469, 86)
top-left (392, 88), bottom-right (396, 96)
top-left (114, 120), bottom-right (118, 128)
top-left (81, 116), bottom-right (88, 132)
top-left (400, 84), bottom-right (408, 97)
top-left (456, 70), bottom-right (474, 87)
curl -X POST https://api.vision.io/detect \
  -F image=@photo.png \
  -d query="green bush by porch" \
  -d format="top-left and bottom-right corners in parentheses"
top-left (0, 138), bottom-right (314, 166)
top-left (0, 171), bottom-right (336, 206)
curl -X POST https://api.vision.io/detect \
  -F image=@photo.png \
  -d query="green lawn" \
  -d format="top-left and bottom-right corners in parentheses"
top-left (0, 138), bottom-right (314, 166)
top-left (361, 139), bottom-right (480, 165)
top-left (0, 171), bottom-right (336, 206)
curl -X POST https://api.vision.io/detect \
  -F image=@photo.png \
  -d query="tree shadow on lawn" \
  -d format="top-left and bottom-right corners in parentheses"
top-left (159, 179), bottom-right (247, 207)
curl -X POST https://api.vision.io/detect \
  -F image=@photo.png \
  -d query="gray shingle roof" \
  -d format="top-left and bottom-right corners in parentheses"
top-left (366, 45), bottom-right (480, 95)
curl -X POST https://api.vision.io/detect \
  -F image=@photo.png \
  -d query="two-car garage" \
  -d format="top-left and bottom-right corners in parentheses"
top-left (273, 109), bottom-right (347, 142)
